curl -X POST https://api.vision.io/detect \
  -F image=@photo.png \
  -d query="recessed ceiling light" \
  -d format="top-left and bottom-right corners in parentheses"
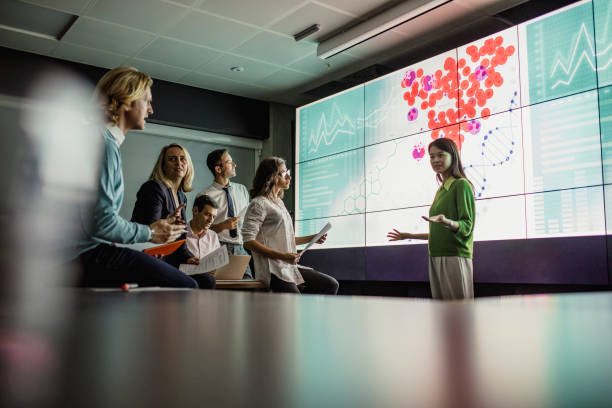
top-left (230, 66), bottom-right (245, 72)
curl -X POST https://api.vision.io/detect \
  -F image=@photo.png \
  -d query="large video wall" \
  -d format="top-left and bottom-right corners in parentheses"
top-left (295, 0), bottom-right (612, 284)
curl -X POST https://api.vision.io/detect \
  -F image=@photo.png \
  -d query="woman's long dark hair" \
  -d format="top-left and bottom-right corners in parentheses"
top-left (428, 138), bottom-right (473, 189)
top-left (249, 157), bottom-right (286, 199)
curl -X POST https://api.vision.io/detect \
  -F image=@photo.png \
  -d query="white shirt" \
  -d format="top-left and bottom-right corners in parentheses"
top-left (106, 125), bottom-right (125, 146)
top-left (185, 223), bottom-right (220, 259)
top-left (198, 181), bottom-right (249, 245)
top-left (241, 196), bottom-right (303, 287)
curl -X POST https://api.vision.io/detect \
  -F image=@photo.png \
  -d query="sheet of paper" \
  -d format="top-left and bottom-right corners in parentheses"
top-left (88, 287), bottom-right (193, 292)
top-left (299, 222), bottom-right (332, 257)
top-left (179, 245), bottom-right (229, 275)
top-left (114, 241), bottom-right (157, 251)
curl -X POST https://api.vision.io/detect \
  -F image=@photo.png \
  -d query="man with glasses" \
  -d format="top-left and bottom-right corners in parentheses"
top-left (197, 149), bottom-right (252, 279)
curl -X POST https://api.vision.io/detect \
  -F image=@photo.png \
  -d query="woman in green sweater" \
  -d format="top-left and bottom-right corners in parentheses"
top-left (387, 138), bottom-right (475, 300)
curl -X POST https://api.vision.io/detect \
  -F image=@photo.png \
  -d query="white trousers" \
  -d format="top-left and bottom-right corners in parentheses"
top-left (428, 256), bottom-right (474, 300)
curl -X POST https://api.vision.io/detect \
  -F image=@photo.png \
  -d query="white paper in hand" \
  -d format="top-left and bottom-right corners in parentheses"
top-left (179, 245), bottom-right (229, 275)
top-left (299, 222), bottom-right (332, 257)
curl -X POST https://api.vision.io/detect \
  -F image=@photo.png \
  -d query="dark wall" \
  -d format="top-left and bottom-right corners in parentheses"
top-left (0, 46), bottom-right (269, 139)
top-left (301, 236), bottom-right (612, 286)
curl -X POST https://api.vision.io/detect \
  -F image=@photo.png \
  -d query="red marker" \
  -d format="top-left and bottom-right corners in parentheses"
top-left (121, 283), bottom-right (138, 291)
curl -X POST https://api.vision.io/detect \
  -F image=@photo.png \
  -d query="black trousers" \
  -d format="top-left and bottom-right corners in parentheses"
top-left (270, 269), bottom-right (339, 295)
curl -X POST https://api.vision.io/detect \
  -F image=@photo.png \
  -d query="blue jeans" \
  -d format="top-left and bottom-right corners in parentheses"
top-left (222, 242), bottom-right (253, 279)
top-left (78, 243), bottom-right (199, 288)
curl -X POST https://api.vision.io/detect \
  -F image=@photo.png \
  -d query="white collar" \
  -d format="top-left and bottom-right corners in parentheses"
top-left (106, 125), bottom-right (125, 146)
top-left (213, 181), bottom-right (231, 189)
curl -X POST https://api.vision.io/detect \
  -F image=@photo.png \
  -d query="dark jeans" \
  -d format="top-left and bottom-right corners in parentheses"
top-left (270, 269), bottom-right (339, 295)
top-left (77, 243), bottom-right (198, 288)
top-left (191, 273), bottom-right (216, 289)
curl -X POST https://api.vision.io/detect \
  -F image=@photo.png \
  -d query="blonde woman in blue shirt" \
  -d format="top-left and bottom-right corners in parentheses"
top-left (388, 138), bottom-right (475, 300)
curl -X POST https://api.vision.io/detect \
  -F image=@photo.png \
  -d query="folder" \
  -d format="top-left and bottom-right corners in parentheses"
top-left (143, 239), bottom-right (185, 256)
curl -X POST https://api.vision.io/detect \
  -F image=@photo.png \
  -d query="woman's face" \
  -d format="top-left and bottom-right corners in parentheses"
top-left (429, 145), bottom-right (452, 177)
top-left (276, 163), bottom-right (291, 191)
top-left (163, 147), bottom-right (188, 181)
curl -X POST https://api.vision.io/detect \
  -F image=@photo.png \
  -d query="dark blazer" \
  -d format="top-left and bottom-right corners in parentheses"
top-left (131, 179), bottom-right (187, 225)
top-left (131, 179), bottom-right (192, 266)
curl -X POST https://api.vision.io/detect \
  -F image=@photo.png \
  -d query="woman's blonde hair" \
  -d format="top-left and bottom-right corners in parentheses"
top-left (94, 66), bottom-right (153, 126)
top-left (149, 143), bottom-right (195, 192)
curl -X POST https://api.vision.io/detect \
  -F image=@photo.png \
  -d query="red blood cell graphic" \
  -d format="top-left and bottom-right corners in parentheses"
top-left (402, 34), bottom-right (513, 149)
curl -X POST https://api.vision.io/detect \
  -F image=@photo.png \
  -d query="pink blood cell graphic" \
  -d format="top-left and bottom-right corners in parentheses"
top-left (412, 142), bottom-right (426, 161)
top-left (421, 75), bottom-right (434, 91)
top-left (402, 70), bottom-right (416, 88)
top-left (475, 65), bottom-right (487, 81)
top-left (407, 107), bottom-right (418, 121)
top-left (467, 119), bottom-right (481, 135)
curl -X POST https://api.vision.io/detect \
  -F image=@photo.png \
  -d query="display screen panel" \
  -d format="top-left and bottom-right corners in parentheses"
top-left (296, 0), bottom-right (612, 284)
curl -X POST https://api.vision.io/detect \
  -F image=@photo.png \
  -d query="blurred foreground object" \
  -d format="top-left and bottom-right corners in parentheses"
top-left (0, 67), bottom-right (102, 407)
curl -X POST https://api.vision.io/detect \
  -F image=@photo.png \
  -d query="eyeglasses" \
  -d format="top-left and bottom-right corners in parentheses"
top-left (216, 159), bottom-right (234, 167)
top-left (280, 169), bottom-right (291, 178)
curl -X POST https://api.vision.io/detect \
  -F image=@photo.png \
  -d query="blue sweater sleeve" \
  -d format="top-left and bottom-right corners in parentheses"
top-left (89, 136), bottom-right (150, 244)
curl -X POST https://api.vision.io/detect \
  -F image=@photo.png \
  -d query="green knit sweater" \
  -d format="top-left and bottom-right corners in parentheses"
top-left (428, 176), bottom-right (475, 258)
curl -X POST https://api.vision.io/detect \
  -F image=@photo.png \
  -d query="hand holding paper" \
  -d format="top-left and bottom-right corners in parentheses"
top-left (179, 245), bottom-right (229, 275)
top-left (299, 222), bottom-right (332, 259)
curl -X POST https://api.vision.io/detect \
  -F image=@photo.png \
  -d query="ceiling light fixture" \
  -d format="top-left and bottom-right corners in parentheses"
top-left (317, 0), bottom-right (450, 59)
top-left (293, 24), bottom-right (320, 42)
top-left (230, 66), bottom-right (245, 72)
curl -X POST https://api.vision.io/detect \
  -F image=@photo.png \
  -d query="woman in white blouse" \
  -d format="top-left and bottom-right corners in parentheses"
top-left (242, 157), bottom-right (339, 294)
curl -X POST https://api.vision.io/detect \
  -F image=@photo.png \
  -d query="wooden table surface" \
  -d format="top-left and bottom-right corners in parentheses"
top-left (1, 289), bottom-right (611, 408)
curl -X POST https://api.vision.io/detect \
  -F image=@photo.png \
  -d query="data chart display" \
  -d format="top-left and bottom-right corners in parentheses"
top-left (296, 0), bottom-right (612, 253)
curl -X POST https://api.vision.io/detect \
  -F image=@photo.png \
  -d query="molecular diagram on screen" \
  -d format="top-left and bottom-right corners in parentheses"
top-left (401, 35), bottom-right (515, 149)
top-left (464, 93), bottom-right (519, 198)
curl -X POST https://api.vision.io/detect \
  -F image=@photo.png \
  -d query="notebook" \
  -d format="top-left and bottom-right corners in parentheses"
top-left (143, 239), bottom-right (185, 256)
top-left (215, 254), bottom-right (251, 280)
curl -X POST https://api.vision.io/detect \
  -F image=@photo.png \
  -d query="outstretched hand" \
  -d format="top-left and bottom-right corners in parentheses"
top-left (316, 233), bottom-right (327, 244)
top-left (386, 229), bottom-right (405, 241)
